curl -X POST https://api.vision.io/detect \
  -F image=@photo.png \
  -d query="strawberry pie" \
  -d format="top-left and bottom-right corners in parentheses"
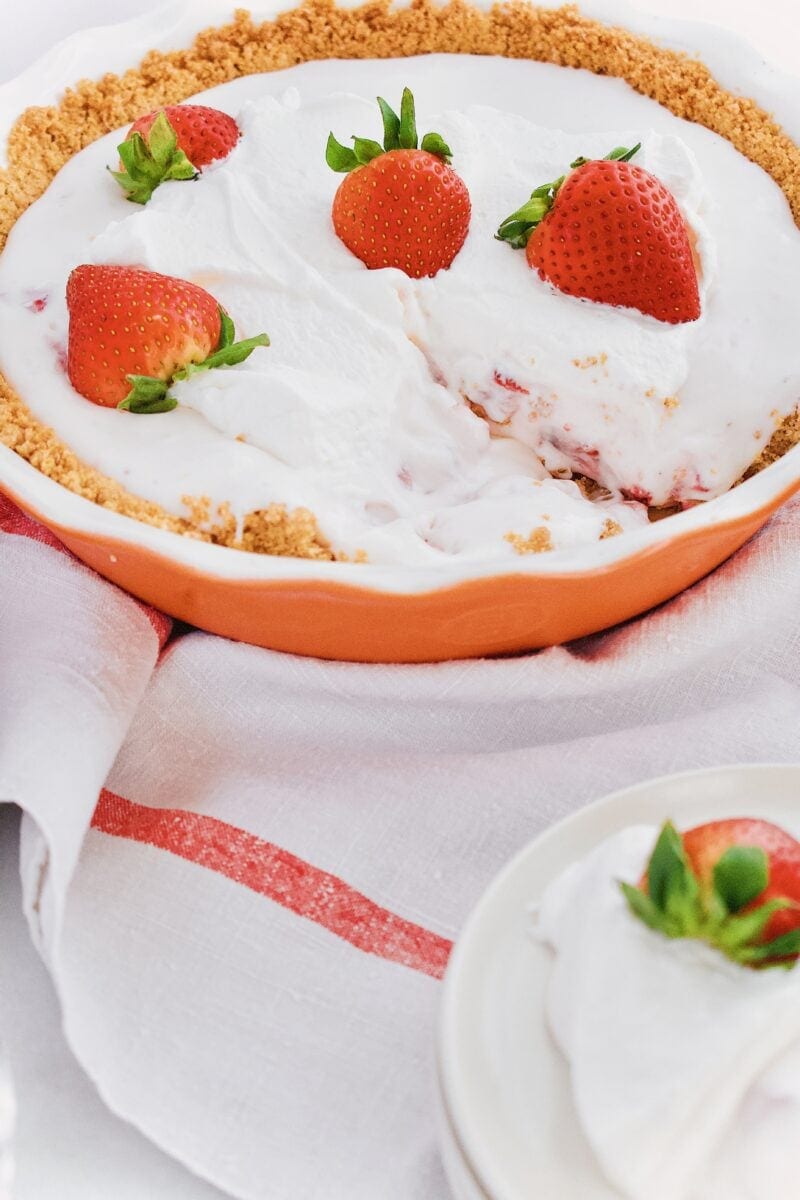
top-left (0, 7), bottom-right (798, 564)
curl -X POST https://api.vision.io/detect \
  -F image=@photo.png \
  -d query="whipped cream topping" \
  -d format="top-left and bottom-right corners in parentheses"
top-left (0, 55), bottom-right (797, 561)
top-left (537, 826), bottom-right (800, 1200)
top-left (413, 112), bottom-right (800, 506)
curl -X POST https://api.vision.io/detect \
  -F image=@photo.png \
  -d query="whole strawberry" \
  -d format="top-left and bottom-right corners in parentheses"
top-left (66, 265), bottom-right (268, 413)
top-left (110, 105), bottom-right (240, 205)
top-left (683, 819), bottom-right (800, 945)
top-left (622, 817), bottom-right (800, 967)
top-left (496, 144), bottom-right (700, 325)
top-left (326, 88), bottom-right (471, 279)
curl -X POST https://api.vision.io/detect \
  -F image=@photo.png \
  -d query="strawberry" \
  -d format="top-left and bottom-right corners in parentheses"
top-left (622, 818), bottom-right (800, 968)
top-left (66, 265), bottom-right (268, 413)
top-left (326, 88), bottom-right (470, 279)
top-left (111, 105), bottom-right (239, 205)
top-left (496, 144), bottom-right (700, 325)
top-left (683, 820), bottom-right (800, 944)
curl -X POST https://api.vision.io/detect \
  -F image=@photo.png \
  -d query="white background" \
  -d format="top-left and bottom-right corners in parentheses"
top-left (0, 2), bottom-right (797, 1198)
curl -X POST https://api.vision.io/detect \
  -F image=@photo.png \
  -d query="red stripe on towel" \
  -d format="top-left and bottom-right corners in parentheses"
top-left (92, 789), bottom-right (453, 980)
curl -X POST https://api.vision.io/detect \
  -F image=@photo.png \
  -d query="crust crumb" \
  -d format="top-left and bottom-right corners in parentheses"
top-left (746, 408), bottom-right (800, 476)
top-left (505, 525), bottom-right (554, 554)
top-left (575, 474), bottom-right (612, 501)
top-left (573, 352), bottom-right (608, 369)
top-left (238, 505), bottom-right (332, 558)
top-left (0, 372), bottom-right (333, 558)
top-left (600, 517), bottom-right (623, 539)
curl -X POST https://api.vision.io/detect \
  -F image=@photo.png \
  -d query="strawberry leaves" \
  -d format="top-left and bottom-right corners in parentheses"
top-left (326, 87), bottom-right (454, 174)
top-left (745, 928), bottom-right (800, 963)
top-left (619, 882), bottom-right (675, 935)
top-left (569, 144), bottom-right (641, 171)
top-left (620, 822), bottom-right (698, 940)
top-left (397, 87), bottom-right (418, 151)
top-left (353, 137), bottom-right (385, 166)
top-left (654, 822), bottom-right (703, 931)
top-left (496, 143), bottom-right (641, 249)
top-left (118, 307), bottom-right (269, 415)
top-left (325, 136), bottom-right (360, 173)
top-left (621, 820), bottom-right (800, 970)
top-left (420, 132), bottom-right (453, 159)
top-left (378, 97), bottom-right (401, 150)
top-left (118, 376), bottom-right (177, 415)
top-left (175, 330), bottom-right (270, 382)
top-left (714, 846), bottom-right (769, 912)
top-left (110, 111), bottom-right (198, 205)
top-left (495, 175), bottom-right (566, 250)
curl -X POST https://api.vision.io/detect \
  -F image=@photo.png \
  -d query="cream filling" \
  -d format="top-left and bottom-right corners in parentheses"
top-left (0, 55), bottom-right (798, 562)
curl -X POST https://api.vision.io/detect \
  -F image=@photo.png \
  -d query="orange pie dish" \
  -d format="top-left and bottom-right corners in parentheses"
top-left (0, 1), bottom-right (798, 662)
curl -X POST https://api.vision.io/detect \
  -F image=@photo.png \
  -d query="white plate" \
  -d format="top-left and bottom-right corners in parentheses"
top-left (437, 763), bottom-right (800, 1200)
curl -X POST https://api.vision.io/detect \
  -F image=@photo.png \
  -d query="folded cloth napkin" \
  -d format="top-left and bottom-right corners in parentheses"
top-left (1, 490), bottom-right (800, 1200)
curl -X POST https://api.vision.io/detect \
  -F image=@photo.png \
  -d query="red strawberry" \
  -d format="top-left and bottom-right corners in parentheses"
top-left (496, 144), bottom-right (700, 325)
top-left (623, 817), bottom-right (800, 968)
top-left (111, 105), bottom-right (239, 205)
top-left (683, 819), bottom-right (800, 944)
top-left (66, 265), bottom-right (268, 413)
top-left (128, 105), bottom-right (239, 169)
top-left (326, 87), bottom-right (470, 279)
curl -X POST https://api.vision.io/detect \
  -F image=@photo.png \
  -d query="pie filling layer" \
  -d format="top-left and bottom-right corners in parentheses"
top-left (0, 54), bottom-right (798, 564)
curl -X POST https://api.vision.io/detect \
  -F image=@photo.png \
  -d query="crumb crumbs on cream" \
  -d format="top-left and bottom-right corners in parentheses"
top-left (600, 518), bottom-right (624, 538)
top-left (505, 526), bottom-right (554, 554)
top-left (572, 352), bottom-right (608, 369)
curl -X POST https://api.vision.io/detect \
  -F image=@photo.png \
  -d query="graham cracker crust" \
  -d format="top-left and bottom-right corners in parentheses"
top-left (0, 0), bottom-right (798, 558)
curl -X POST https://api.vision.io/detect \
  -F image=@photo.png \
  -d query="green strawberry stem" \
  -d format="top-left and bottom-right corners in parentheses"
top-left (326, 87), bottom-right (453, 174)
top-left (109, 111), bottom-right (198, 205)
top-left (496, 142), bottom-right (642, 250)
top-left (118, 308), bottom-right (269, 414)
top-left (621, 820), bottom-right (800, 970)
top-left (118, 377), bottom-right (177, 415)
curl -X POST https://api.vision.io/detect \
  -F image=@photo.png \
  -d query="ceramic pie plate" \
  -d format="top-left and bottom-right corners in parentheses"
top-left (436, 762), bottom-right (800, 1200)
top-left (0, 0), bottom-right (798, 663)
